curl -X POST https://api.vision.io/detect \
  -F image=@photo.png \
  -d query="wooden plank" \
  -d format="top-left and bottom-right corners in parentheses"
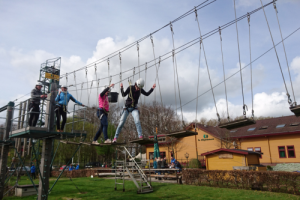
top-left (166, 130), bottom-right (198, 138)
top-left (130, 138), bottom-right (157, 145)
top-left (218, 118), bottom-right (255, 130)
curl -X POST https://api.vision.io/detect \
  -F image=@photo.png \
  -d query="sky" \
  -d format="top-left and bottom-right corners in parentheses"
top-left (0, 0), bottom-right (300, 124)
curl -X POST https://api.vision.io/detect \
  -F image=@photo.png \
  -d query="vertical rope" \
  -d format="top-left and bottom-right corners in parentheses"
top-left (234, 0), bottom-right (247, 117)
top-left (85, 67), bottom-right (90, 106)
top-left (144, 62), bottom-right (147, 104)
top-left (170, 23), bottom-right (178, 116)
top-left (73, 71), bottom-right (78, 100)
top-left (219, 27), bottom-right (230, 122)
top-left (195, 36), bottom-right (202, 130)
top-left (137, 42), bottom-right (140, 79)
top-left (247, 14), bottom-right (254, 119)
top-left (195, 10), bottom-right (220, 122)
top-left (95, 64), bottom-right (99, 106)
top-left (259, 0), bottom-right (292, 105)
top-left (273, 1), bottom-right (296, 106)
top-left (119, 52), bottom-right (122, 108)
top-left (150, 34), bottom-right (163, 105)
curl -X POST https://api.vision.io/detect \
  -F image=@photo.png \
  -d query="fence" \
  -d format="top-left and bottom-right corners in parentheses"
top-left (183, 169), bottom-right (300, 195)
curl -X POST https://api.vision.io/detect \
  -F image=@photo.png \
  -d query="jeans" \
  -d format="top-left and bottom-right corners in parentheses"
top-left (28, 103), bottom-right (40, 127)
top-left (114, 107), bottom-right (142, 139)
top-left (56, 105), bottom-right (67, 130)
top-left (94, 112), bottom-right (108, 141)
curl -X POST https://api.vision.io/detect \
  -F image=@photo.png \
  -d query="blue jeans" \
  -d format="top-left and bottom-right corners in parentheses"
top-left (94, 113), bottom-right (108, 141)
top-left (114, 107), bottom-right (142, 139)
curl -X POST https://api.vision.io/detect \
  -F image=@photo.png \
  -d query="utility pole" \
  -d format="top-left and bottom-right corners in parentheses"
top-left (0, 101), bottom-right (15, 199)
top-left (38, 81), bottom-right (57, 200)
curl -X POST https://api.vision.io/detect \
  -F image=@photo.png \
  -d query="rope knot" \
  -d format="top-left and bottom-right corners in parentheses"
top-left (170, 22), bottom-right (174, 34)
top-left (119, 52), bottom-right (121, 61)
top-left (247, 13), bottom-right (250, 24)
top-left (194, 7), bottom-right (198, 21)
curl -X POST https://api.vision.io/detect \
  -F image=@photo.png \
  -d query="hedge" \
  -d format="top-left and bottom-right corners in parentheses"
top-left (182, 169), bottom-right (300, 195)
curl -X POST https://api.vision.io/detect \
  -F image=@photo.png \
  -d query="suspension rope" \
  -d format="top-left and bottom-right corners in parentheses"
top-left (170, 22), bottom-right (185, 125)
top-left (85, 67), bottom-right (90, 106)
top-left (137, 42), bottom-right (140, 79)
top-left (144, 62), bottom-right (147, 104)
top-left (259, 0), bottom-right (292, 105)
top-left (95, 63), bottom-right (99, 106)
top-left (247, 13), bottom-right (254, 119)
top-left (195, 10), bottom-right (220, 122)
top-left (218, 26), bottom-right (230, 122)
top-left (150, 34), bottom-right (163, 105)
top-left (273, 1), bottom-right (296, 106)
top-left (73, 72), bottom-right (78, 100)
top-left (119, 52), bottom-right (124, 108)
top-left (170, 23), bottom-right (178, 115)
top-left (234, 0), bottom-right (247, 117)
top-left (80, 82), bottom-right (84, 102)
top-left (195, 20), bottom-right (203, 130)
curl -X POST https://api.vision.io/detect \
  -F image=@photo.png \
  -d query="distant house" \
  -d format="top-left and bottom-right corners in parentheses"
top-left (201, 148), bottom-right (263, 170)
top-left (145, 115), bottom-right (300, 166)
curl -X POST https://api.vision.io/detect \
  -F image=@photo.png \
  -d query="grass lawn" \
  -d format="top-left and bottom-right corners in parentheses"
top-left (3, 177), bottom-right (300, 200)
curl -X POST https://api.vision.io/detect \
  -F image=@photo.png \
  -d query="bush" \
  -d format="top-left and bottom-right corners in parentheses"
top-left (188, 159), bottom-right (200, 168)
top-left (182, 169), bottom-right (300, 195)
top-left (267, 165), bottom-right (273, 171)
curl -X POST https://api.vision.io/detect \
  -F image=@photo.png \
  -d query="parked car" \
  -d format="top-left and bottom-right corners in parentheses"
top-left (85, 162), bottom-right (101, 168)
top-left (9, 166), bottom-right (31, 175)
top-left (59, 165), bottom-right (68, 171)
top-left (52, 165), bottom-right (58, 170)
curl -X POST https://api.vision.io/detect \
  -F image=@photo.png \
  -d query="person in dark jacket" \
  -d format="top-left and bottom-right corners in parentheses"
top-left (113, 78), bottom-right (156, 142)
top-left (93, 84), bottom-right (114, 144)
top-left (30, 164), bottom-right (36, 179)
top-left (55, 85), bottom-right (84, 132)
top-left (28, 82), bottom-right (47, 127)
top-left (157, 157), bottom-right (162, 179)
top-left (161, 157), bottom-right (166, 175)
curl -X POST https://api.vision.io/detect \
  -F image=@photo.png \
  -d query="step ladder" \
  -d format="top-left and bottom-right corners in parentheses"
top-left (123, 147), bottom-right (153, 194)
top-left (114, 160), bottom-right (125, 192)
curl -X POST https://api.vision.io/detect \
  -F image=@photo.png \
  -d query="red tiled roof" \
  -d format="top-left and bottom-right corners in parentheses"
top-left (187, 115), bottom-right (300, 139)
top-left (201, 148), bottom-right (262, 156)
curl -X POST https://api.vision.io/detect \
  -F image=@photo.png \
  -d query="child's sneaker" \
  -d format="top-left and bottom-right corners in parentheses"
top-left (104, 139), bottom-right (112, 143)
top-left (112, 138), bottom-right (117, 143)
top-left (139, 136), bottom-right (143, 139)
top-left (92, 141), bottom-right (99, 145)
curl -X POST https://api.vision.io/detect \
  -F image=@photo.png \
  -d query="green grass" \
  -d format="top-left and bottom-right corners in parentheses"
top-left (4, 177), bottom-right (300, 200)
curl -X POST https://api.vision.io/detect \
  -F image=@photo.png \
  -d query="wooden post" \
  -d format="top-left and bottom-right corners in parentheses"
top-left (15, 103), bottom-right (22, 156)
top-left (38, 82), bottom-right (57, 200)
top-left (0, 101), bottom-right (15, 199)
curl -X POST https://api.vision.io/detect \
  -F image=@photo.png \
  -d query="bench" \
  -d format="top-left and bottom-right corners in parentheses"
top-left (150, 173), bottom-right (182, 184)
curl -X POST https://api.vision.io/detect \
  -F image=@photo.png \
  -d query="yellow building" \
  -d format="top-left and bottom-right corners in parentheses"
top-left (146, 115), bottom-right (300, 166)
top-left (201, 148), bottom-right (261, 170)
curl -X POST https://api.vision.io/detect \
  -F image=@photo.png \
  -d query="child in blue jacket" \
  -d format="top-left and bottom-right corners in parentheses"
top-left (55, 85), bottom-right (84, 132)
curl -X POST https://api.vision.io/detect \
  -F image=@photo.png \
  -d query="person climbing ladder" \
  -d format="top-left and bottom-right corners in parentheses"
top-left (55, 85), bottom-right (84, 132)
top-left (113, 78), bottom-right (155, 143)
top-left (92, 84), bottom-right (114, 144)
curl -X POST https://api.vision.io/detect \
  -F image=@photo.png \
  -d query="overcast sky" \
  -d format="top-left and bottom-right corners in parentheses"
top-left (1, 0), bottom-right (300, 124)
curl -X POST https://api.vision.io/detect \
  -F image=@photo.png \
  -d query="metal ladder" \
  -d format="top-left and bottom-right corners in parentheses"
top-left (123, 147), bottom-right (153, 194)
top-left (114, 160), bottom-right (125, 192)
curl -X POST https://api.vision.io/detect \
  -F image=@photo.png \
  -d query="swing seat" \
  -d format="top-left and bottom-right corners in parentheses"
top-left (166, 130), bottom-right (198, 138)
top-left (218, 117), bottom-right (255, 130)
top-left (108, 92), bottom-right (119, 103)
top-left (290, 105), bottom-right (300, 117)
top-left (130, 138), bottom-right (157, 145)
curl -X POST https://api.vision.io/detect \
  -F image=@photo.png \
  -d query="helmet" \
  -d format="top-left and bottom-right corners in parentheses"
top-left (61, 85), bottom-right (68, 88)
top-left (135, 78), bottom-right (144, 89)
top-left (36, 82), bottom-right (43, 87)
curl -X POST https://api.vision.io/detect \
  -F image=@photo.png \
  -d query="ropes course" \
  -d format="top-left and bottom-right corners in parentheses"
top-left (1, 1), bottom-right (300, 198)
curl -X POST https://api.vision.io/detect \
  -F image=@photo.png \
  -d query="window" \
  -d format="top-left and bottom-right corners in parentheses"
top-left (158, 137), bottom-right (166, 142)
top-left (247, 147), bottom-right (253, 151)
top-left (290, 122), bottom-right (300, 126)
top-left (259, 126), bottom-right (268, 130)
top-left (149, 152), bottom-right (154, 160)
top-left (276, 124), bottom-right (285, 128)
top-left (287, 146), bottom-right (296, 158)
top-left (278, 146), bottom-right (286, 158)
top-left (254, 147), bottom-right (262, 158)
top-left (230, 130), bottom-right (238, 133)
top-left (247, 127), bottom-right (256, 131)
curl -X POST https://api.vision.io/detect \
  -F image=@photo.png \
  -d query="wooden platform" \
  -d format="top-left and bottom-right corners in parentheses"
top-left (130, 138), bottom-right (157, 145)
top-left (0, 140), bottom-right (15, 145)
top-left (290, 105), bottom-right (300, 117)
top-left (81, 142), bottom-right (126, 146)
top-left (10, 127), bottom-right (87, 139)
top-left (166, 130), bottom-right (198, 138)
top-left (218, 118), bottom-right (256, 130)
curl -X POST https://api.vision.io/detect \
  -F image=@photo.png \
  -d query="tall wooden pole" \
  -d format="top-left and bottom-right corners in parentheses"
top-left (38, 82), bottom-right (57, 200)
top-left (0, 101), bottom-right (15, 199)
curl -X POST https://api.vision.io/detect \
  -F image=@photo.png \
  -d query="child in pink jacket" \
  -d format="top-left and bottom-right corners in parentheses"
top-left (92, 84), bottom-right (114, 144)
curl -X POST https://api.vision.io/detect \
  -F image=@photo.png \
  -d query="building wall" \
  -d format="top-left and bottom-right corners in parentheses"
top-left (206, 153), bottom-right (246, 170)
top-left (240, 134), bottom-right (300, 164)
